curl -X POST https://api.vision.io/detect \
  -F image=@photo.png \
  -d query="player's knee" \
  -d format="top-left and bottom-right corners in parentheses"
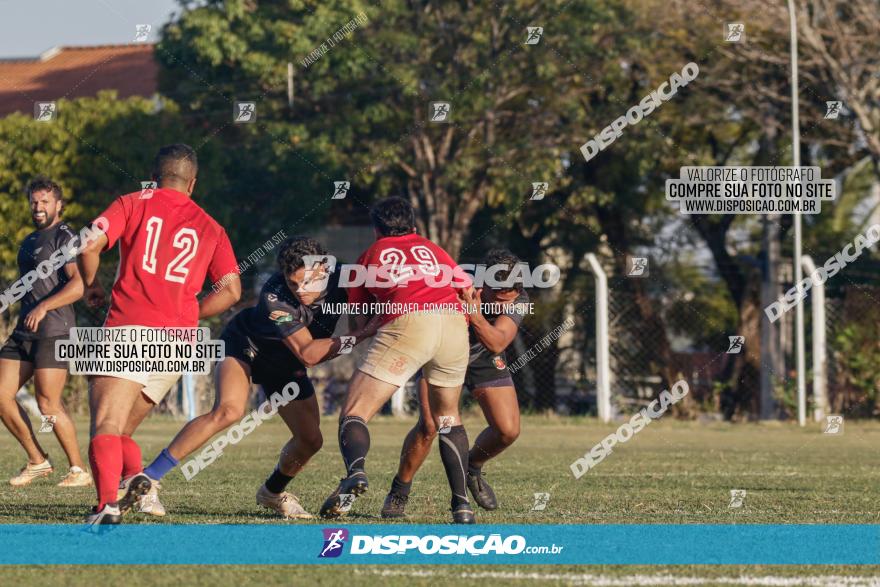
top-left (496, 421), bottom-right (520, 446)
top-left (417, 418), bottom-right (438, 440)
top-left (300, 432), bottom-right (323, 455)
top-left (36, 396), bottom-right (62, 415)
top-left (0, 394), bottom-right (17, 413)
top-left (212, 404), bottom-right (244, 428)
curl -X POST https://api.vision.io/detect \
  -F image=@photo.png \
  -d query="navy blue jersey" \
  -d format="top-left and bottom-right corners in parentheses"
top-left (14, 222), bottom-right (78, 340)
top-left (223, 270), bottom-right (346, 367)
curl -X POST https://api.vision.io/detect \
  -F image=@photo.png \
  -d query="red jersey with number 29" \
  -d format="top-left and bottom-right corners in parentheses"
top-left (93, 188), bottom-right (238, 328)
top-left (348, 232), bottom-right (469, 325)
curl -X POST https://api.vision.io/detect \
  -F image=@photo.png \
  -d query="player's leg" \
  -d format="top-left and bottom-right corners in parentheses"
top-left (32, 362), bottom-right (90, 487)
top-left (86, 375), bottom-right (146, 524)
top-left (319, 314), bottom-right (432, 519)
top-left (0, 355), bottom-right (52, 486)
top-left (319, 370), bottom-right (400, 518)
top-left (382, 376), bottom-right (436, 518)
top-left (257, 378), bottom-right (321, 519)
top-left (118, 372), bottom-right (180, 516)
top-left (426, 381), bottom-right (473, 523)
top-left (142, 357), bottom-right (250, 488)
top-left (423, 312), bottom-right (473, 523)
top-left (467, 384), bottom-right (520, 510)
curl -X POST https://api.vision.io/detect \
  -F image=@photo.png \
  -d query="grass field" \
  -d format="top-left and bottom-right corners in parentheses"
top-left (0, 413), bottom-right (878, 585)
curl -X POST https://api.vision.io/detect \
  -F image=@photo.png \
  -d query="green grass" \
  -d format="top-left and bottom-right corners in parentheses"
top-left (0, 414), bottom-right (878, 585)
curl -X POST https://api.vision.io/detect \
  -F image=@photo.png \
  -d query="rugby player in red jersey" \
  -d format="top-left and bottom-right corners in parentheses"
top-left (382, 249), bottom-right (531, 518)
top-left (76, 144), bottom-right (241, 525)
top-left (319, 196), bottom-right (476, 524)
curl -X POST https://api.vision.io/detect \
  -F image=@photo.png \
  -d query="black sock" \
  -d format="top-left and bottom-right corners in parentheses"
top-left (468, 462), bottom-right (482, 477)
top-left (391, 475), bottom-right (412, 497)
top-left (339, 415), bottom-right (370, 475)
top-left (264, 466), bottom-right (294, 494)
top-left (438, 425), bottom-right (470, 509)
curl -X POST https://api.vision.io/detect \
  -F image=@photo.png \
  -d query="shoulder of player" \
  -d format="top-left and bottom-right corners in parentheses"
top-left (189, 205), bottom-right (227, 238)
top-left (261, 273), bottom-right (297, 306)
top-left (55, 222), bottom-right (77, 239)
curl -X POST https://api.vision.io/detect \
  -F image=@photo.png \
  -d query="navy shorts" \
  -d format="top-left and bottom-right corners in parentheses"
top-left (0, 333), bottom-right (67, 370)
top-left (221, 328), bottom-right (315, 400)
top-left (464, 351), bottom-right (515, 390)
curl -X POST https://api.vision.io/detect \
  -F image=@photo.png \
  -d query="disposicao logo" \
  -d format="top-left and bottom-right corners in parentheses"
top-left (319, 528), bottom-right (349, 558)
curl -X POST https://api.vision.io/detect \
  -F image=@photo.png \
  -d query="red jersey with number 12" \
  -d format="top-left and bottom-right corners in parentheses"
top-left (93, 188), bottom-right (238, 328)
top-left (348, 233), bottom-right (468, 324)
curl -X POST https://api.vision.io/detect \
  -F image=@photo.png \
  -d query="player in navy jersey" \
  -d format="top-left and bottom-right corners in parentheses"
top-left (0, 177), bottom-right (91, 488)
top-left (138, 236), bottom-right (380, 519)
top-left (381, 249), bottom-right (531, 518)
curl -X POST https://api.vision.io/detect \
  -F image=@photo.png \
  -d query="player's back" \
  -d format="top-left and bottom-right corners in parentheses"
top-left (98, 187), bottom-right (236, 328)
top-left (353, 232), bottom-right (464, 309)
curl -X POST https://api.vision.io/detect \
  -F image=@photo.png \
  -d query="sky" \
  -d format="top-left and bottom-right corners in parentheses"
top-left (0, 0), bottom-right (180, 58)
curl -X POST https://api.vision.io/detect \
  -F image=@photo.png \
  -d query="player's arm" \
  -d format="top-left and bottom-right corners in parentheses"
top-left (281, 315), bottom-right (381, 368)
top-left (346, 267), bottom-right (373, 331)
top-left (76, 231), bottom-right (109, 308)
top-left (201, 230), bottom-right (242, 318)
top-left (199, 273), bottom-right (241, 319)
top-left (23, 262), bottom-right (83, 332)
top-left (77, 197), bottom-right (126, 308)
top-left (460, 287), bottom-right (519, 354)
top-left (76, 231), bottom-right (107, 288)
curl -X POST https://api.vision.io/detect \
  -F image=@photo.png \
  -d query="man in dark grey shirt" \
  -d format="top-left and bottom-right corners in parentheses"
top-left (0, 177), bottom-right (91, 488)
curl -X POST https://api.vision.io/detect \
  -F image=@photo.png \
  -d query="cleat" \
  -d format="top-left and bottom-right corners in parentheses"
top-left (85, 504), bottom-right (121, 527)
top-left (57, 466), bottom-right (93, 488)
top-left (137, 479), bottom-right (165, 516)
top-left (319, 472), bottom-right (369, 519)
top-left (9, 460), bottom-right (53, 486)
top-left (117, 474), bottom-right (151, 515)
top-left (466, 471), bottom-right (498, 511)
top-left (256, 485), bottom-right (313, 519)
top-left (452, 502), bottom-right (476, 524)
top-left (380, 491), bottom-right (409, 519)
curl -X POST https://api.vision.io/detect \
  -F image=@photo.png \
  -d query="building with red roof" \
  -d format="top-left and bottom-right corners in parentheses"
top-left (0, 44), bottom-right (158, 117)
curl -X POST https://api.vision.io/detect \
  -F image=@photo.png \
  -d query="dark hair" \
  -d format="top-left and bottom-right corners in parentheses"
top-left (25, 176), bottom-right (63, 201)
top-left (369, 196), bottom-right (416, 237)
top-left (277, 236), bottom-right (328, 275)
top-left (152, 143), bottom-right (198, 184)
top-left (485, 248), bottom-right (523, 291)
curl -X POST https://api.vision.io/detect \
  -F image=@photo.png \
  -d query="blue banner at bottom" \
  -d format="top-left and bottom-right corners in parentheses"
top-left (0, 524), bottom-right (876, 565)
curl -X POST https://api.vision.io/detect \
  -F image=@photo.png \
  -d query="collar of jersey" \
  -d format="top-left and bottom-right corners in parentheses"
top-left (155, 188), bottom-right (190, 199)
top-left (375, 231), bottom-right (418, 242)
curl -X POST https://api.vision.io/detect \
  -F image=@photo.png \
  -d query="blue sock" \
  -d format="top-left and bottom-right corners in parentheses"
top-left (143, 448), bottom-right (179, 481)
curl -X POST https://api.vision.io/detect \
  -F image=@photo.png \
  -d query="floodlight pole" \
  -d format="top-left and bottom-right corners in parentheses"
top-left (788, 0), bottom-right (807, 426)
top-left (585, 253), bottom-right (611, 422)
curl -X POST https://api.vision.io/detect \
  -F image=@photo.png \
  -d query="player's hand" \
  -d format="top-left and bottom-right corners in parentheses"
top-left (24, 304), bottom-right (48, 332)
top-left (359, 314), bottom-right (384, 339)
top-left (458, 287), bottom-right (482, 314)
top-left (84, 283), bottom-right (106, 308)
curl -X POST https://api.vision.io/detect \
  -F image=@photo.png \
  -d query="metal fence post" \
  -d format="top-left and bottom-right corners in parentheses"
top-left (801, 256), bottom-right (828, 421)
top-left (585, 253), bottom-right (612, 422)
top-left (391, 385), bottom-right (406, 416)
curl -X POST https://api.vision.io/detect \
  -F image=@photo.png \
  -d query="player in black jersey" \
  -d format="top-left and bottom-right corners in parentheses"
top-left (381, 249), bottom-right (530, 517)
top-left (0, 177), bottom-right (92, 488)
top-left (137, 236), bottom-right (379, 518)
